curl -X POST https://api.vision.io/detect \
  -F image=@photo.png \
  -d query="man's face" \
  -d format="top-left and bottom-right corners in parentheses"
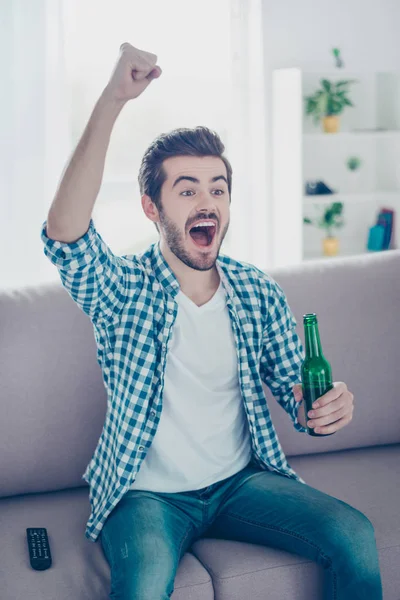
top-left (144, 155), bottom-right (230, 272)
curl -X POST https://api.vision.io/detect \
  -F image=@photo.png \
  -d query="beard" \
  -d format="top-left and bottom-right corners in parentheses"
top-left (158, 210), bottom-right (229, 272)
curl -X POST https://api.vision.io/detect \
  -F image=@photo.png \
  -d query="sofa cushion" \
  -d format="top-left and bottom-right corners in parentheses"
top-left (0, 486), bottom-right (214, 600)
top-left (1, 444), bottom-right (399, 599)
top-left (191, 443), bottom-right (400, 600)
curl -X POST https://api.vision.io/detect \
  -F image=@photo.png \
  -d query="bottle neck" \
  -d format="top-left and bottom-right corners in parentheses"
top-left (304, 323), bottom-right (324, 358)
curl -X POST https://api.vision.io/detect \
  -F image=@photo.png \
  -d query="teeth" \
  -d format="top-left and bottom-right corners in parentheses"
top-left (192, 222), bottom-right (215, 228)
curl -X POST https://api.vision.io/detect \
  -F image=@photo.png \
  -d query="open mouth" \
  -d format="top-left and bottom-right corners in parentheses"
top-left (188, 223), bottom-right (217, 249)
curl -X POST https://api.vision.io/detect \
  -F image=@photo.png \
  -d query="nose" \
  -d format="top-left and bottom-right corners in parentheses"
top-left (192, 193), bottom-right (219, 225)
top-left (196, 201), bottom-right (217, 218)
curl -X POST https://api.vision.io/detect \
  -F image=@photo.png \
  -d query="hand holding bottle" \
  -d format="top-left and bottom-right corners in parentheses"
top-left (293, 381), bottom-right (354, 436)
top-left (293, 313), bottom-right (354, 436)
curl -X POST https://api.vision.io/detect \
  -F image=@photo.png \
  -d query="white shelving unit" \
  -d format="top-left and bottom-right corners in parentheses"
top-left (272, 69), bottom-right (400, 266)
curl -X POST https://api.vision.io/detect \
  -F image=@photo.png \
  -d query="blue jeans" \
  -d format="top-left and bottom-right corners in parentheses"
top-left (100, 458), bottom-right (382, 599)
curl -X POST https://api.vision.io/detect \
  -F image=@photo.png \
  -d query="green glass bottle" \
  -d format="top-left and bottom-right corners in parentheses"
top-left (301, 313), bottom-right (335, 437)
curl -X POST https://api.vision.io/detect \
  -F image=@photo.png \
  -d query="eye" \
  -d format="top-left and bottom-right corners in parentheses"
top-left (181, 189), bottom-right (225, 197)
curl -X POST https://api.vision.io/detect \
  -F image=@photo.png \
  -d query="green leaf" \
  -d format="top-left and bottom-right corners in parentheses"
top-left (304, 202), bottom-right (345, 232)
top-left (336, 79), bottom-right (357, 87)
top-left (321, 79), bottom-right (331, 92)
top-left (305, 78), bottom-right (357, 122)
top-left (332, 202), bottom-right (343, 212)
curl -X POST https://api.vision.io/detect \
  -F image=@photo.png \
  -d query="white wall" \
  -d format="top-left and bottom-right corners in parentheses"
top-left (262, 0), bottom-right (400, 71)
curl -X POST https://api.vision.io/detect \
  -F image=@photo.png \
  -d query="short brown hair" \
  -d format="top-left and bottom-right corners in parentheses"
top-left (138, 126), bottom-right (232, 233)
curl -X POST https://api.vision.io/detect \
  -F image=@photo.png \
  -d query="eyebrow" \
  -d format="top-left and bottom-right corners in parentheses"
top-left (172, 175), bottom-right (228, 189)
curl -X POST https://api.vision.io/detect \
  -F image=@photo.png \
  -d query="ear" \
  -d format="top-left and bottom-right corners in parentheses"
top-left (142, 194), bottom-right (160, 225)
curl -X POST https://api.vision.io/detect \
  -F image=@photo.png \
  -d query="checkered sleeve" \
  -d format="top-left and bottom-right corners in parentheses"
top-left (41, 218), bottom-right (139, 326)
top-left (260, 280), bottom-right (308, 433)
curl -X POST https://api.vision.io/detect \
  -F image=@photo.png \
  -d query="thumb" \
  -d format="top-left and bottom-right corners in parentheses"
top-left (146, 66), bottom-right (162, 82)
top-left (293, 383), bottom-right (303, 402)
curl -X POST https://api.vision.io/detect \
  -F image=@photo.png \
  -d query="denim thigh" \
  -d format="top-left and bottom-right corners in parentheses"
top-left (99, 460), bottom-right (261, 599)
top-left (204, 468), bottom-right (383, 600)
top-left (100, 491), bottom-right (197, 600)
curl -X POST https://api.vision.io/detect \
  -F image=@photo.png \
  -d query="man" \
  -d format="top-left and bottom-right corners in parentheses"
top-left (41, 43), bottom-right (382, 599)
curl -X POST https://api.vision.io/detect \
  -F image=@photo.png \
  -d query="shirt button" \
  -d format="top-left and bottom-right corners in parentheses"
top-left (168, 309), bottom-right (173, 314)
top-left (139, 446), bottom-right (145, 452)
top-left (150, 411), bottom-right (156, 417)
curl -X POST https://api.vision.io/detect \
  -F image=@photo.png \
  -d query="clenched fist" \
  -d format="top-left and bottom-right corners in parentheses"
top-left (104, 42), bottom-right (162, 103)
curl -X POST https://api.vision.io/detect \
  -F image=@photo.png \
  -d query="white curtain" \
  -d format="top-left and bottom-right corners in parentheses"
top-left (228, 0), bottom-right (271, 270)
top-left (1, 0), bottom-right (70, 290)
top-left (1, 0), bottom-right (271, 291)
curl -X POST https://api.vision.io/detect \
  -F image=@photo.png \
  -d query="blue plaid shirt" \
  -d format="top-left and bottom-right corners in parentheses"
top-left (41, 218), bottom-right (308, 543)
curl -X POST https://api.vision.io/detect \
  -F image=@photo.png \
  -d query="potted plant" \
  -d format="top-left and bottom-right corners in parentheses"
top-left (304, 201), bottom-right (345, 256)
top-left (305, 79), bottom-right (357, 133)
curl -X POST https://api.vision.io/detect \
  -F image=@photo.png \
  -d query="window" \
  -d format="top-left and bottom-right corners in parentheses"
top-left (63, 0), bottom-right (233, 255)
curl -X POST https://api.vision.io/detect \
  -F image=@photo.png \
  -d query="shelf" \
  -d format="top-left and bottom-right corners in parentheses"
top-left (297, 69), bottom-right (400, 76)
top-left (303, 192), bottom-right (400, 204)
top-left (304, 130), bottom-right (400, 140)
top-left (302, 249), bottom-right (374, 262)
top-left (271, 68), bottom-right (400, 266)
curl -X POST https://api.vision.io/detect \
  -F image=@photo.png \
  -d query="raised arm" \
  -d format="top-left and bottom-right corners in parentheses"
top-left (41, 44), bottom-right (162, 326)
top-left (46, 43), bottom-right (162, 242)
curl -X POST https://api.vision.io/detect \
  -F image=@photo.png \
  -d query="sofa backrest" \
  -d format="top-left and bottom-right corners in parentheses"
top-left (0, 249), bottom-right (399, 499)
top-left (0, 283), bottom-right (108, 499)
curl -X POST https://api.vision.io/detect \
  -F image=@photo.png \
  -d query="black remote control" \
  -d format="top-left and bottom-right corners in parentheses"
top-left (26, 528), bottom-right (52, 570)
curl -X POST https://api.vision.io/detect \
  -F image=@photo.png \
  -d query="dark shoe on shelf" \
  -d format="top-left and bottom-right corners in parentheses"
top-left (305, 180), bottom-right (336, 195)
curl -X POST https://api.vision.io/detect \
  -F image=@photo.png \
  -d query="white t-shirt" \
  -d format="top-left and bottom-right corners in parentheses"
top-left (130, 278), bottom-right (253, 492)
